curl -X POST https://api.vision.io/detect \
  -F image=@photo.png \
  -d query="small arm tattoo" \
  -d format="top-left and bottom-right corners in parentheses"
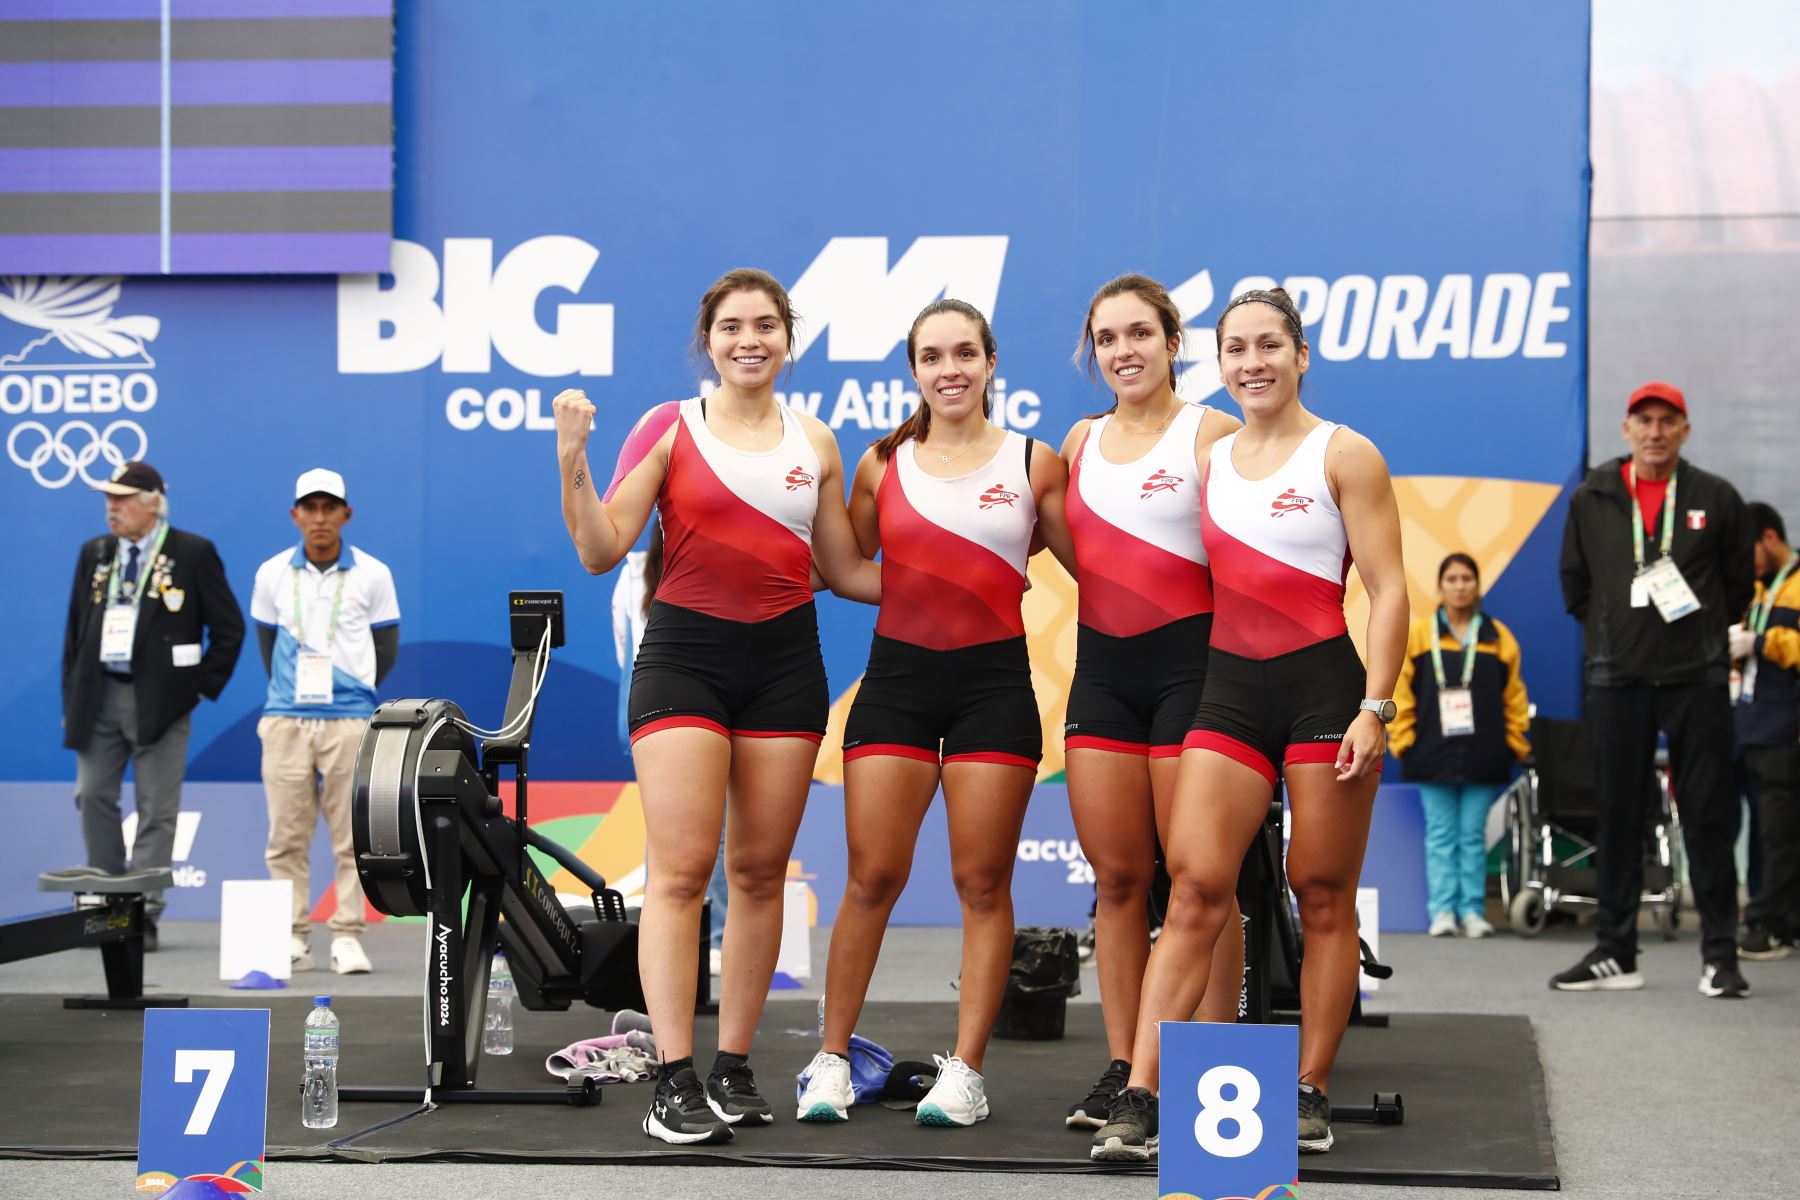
top-left (574, 468), bottom-right (586, 491)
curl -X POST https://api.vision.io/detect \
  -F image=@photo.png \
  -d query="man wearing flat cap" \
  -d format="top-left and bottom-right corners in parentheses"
top-left (61, 461), bottom-right (245, 948)
top-left (250, 469), bottom-right (400, 974)
top-left (1555, 382), bottom-right (1755, 997)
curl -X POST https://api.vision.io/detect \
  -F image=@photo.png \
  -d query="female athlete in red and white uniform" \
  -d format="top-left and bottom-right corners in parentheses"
top-left (1058, 274), bottom-right (1245, 1131)
top-left (1091, 288), bottom-right (1407, 1162)
top-left (554, 268), bottom-right (879, 1147)
top-left (795, 299), bottom-right (1075, 1129)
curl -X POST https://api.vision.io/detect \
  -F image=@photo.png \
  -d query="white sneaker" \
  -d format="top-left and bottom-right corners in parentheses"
top-left (291, 935), bottom-right (315, 972)
top-left (1428, 912), bottom-right (1459, 938)
top-left (1462, 914), bottom-right (1496, 938)
top-left (331, 935), bottom-right (372, 975)
top-left (796, 1051), bottom-right (853, 1122)
top-left (916, 1053), bottom-right (989, 1126)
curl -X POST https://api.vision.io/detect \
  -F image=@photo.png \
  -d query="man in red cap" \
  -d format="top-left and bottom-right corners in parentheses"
top-left (59, 460), bottom-right (244, 949)
top-left (1554, 383), bottom-right (1755, 997)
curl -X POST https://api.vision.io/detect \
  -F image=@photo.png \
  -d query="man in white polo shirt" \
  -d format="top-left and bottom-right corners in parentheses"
top-left (251, 469), bottom-right (400, 974)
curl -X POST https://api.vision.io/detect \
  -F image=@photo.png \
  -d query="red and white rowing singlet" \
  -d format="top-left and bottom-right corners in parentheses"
top-left (1066, 402), bottom-right (1213, 637)
top-left (1201, 421), bottom-right (1351, 659)
top-left (875, 432), bottom-right (1037, 651)
top-left (652, 397), bottom-right (820, 622)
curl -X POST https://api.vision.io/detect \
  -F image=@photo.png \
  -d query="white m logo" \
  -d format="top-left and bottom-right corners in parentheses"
top-left (788, 237), bottom-right (1008, 362)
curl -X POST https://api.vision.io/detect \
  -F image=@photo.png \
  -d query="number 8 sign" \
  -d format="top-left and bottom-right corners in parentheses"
top-left (137, 1009), bottom-right (270, 1194)
top-left (1159, 1021), bottom-right (1298, 1200)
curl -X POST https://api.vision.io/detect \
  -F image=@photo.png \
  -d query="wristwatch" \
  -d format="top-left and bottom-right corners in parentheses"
top-left (1358, 698), bottom-right (1397, 724)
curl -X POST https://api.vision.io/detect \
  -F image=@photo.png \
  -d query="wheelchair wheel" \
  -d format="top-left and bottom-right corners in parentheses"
top-left (1509, 888), bottom-right (1547, 937)
top-left (1499, 781), bottom-right (1529, 908)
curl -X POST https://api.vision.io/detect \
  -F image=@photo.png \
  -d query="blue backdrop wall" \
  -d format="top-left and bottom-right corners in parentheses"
top-left (0, 1), bottom-right (1591, 931)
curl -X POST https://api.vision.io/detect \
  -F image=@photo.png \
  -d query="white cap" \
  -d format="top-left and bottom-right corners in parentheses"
top-left (294, 468), bottom-right (346, 503)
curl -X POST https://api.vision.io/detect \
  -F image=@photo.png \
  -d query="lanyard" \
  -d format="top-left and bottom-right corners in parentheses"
top-left (1429, 609), bottom-right (1482, 690)
top-left (1749, 551), bottom-right (1800, 635)
top-left (1627, 462), bottom-right (1677, 569)
top-left (292, 559), bottom-right (350, 651)
top-left (105, 522), bottom-right (169, 610)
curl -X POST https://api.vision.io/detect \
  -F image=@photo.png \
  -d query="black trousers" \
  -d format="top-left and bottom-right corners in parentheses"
top-left (1743, 743), bottom-right (1800, 938)
top-left (1587, 683), bottom-right (1740, 966)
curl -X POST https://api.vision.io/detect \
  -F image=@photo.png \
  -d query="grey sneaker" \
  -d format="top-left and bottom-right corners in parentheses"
top-left (1738, 927), bottom-right (1791, 961)
top-left (1090, 1086), bottom-right (1158, 1161)
top-left (1298, 1082), bottom-right (1332, 1152)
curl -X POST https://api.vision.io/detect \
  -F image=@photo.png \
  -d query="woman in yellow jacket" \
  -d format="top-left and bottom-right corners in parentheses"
top-left (1391, 554), bottom-right (1531, 937)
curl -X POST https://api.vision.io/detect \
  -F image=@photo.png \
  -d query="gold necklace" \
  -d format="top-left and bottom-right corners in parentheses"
top-left (930, 433), bottom-right (985, 465)
top-left (1117, 401), bottom-right (1179, 437)
top-left (720, 404), bottom-right (777, 437)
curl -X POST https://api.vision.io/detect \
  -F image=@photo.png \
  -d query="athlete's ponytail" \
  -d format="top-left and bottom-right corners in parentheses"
top-left (873, 299), bottom-right (997, 461)
top-left (1073, 273), bottom-right (1185, 418)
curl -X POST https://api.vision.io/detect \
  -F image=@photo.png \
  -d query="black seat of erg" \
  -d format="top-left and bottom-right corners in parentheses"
top-left (38, 868), bottom-right (174, 895)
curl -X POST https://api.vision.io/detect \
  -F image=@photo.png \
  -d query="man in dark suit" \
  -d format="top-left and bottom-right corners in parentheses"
top-left (61, 461), bottom-right (244, 948)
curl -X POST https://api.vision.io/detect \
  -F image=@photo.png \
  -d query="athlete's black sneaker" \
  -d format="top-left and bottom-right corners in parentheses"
top-left (1738, 926), bottom-right (1792, 961)
top-left (1549, 947), bottom-right (1643, 991)
top-left (643, 1065), bottom-right (733, 1144)
top-left (1698, 961), bottom-right (1750, 999)
top-left (1298, 1082), bottom-right (1333, 1153)
top-left (706, 1055), bottom-right (773, 1125)
top-left (1090, 1086), bottom-right (1158, 1161)
top-left (1066, 1058), bottom-right (1131, 1129)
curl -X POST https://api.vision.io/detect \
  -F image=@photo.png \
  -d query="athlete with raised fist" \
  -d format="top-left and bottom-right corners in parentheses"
top-left (554, 267), bottom-right (878, 1147)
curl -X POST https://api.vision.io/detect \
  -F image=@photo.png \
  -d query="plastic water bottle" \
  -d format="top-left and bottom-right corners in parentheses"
top-left (484, 951), bottom-right (514, 1055)
top-left (301, 996), bottom-right (339, 1129)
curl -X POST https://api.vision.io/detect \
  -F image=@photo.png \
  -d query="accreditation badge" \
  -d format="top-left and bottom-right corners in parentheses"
top-left (161, 587), bottom-right (185, 613)
top-left (1438, 687), bottom-right (1476, 737)
top-left (1639, 557), bottom-right (1701, 623)
top-left (294, 650), bottom-right (334, 705)
top-left (100, 605), bottom-right (137, 664)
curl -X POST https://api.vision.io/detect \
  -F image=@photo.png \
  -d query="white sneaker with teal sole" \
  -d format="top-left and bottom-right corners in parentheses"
top-left (796, 1051), bottom-right (853, 1122)
top-left (915, 1053), bottom-right (988, 1126)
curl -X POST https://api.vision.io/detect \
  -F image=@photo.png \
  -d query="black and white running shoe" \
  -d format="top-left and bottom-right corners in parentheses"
top-left (1066, 1058), bottom-right (1131, 1129)
top-left (643, 1065), bottom-right (733, 1144)
top-left (1698, 962), bottom-right (1750, 999)
top-left (1091, 1086), bottom-right (1158, 1162)
top-left (1549, 947), bottom-right (1643, 991)
top-left (706, 1056), bottom-right (774, 1125)
top-left (1298, 1082), bottom-right (1333, 1153)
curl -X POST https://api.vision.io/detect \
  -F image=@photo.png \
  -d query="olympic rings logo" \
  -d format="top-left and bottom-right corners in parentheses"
top-left (6, 420), bottom-right (149, 489)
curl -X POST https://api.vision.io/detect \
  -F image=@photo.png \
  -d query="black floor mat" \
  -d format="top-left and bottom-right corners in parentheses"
top-left (0, 994), bottom-right (1556, 1188)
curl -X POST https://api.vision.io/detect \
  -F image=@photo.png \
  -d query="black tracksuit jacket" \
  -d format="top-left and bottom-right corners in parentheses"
top-left (1559, 456), bottom-right (1754, 688)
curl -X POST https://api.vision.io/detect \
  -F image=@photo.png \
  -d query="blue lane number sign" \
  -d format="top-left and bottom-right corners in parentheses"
top-left (137, 1008), bottom-right (270, 1194)
top-left (1159, 1021), bottom-right (1298, 1200)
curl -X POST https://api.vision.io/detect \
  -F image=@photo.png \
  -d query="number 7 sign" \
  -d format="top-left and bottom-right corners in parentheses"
top-left (137, 1009), bottom-right (270, 1194)
top-left (1159, 1021), bottom-right (1298, 1200)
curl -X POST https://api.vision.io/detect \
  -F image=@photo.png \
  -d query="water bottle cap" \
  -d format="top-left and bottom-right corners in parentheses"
top-left (494, 949), bottom-right (505, 961)
top-left (314, 995), bottom-right (331, 1006)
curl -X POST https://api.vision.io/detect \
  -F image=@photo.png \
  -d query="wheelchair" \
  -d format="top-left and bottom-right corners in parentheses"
top-left (1498, 714), bottom-right (1684, 938)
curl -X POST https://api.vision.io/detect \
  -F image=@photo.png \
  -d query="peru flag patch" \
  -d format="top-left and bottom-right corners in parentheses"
top-left (1686, 509), bottom-right (1706, 530)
